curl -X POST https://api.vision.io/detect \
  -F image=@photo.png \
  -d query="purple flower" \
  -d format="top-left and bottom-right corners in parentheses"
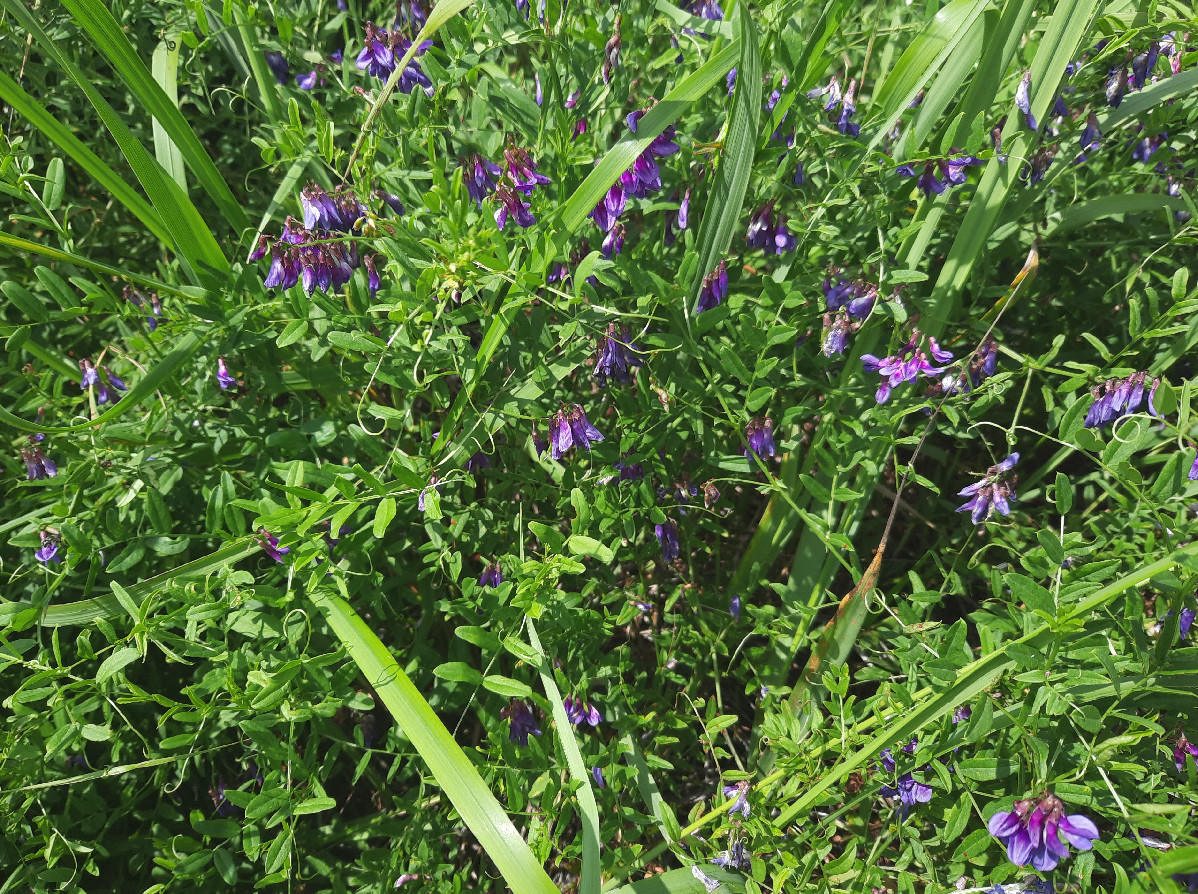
top-left (722, 780), bottom-right (750, 818)
top-left (601, 222), bottom-right (626, 259)
top-left (1174, 734), bottom-right (1198, 772)
top-left (594, 323), bottom-right (643, 386)
top-left (591, 766), bottom-right (606, 788)
top-left (665, 188), bottom-right (690, 246)
top-left (655, 518), bottom-right (680, 562)
top-left (744, 417), bottom-right (776, 460)
top-left (745, 202), bottom-right (793, 254)
top-left (726, 68), bottom-right (737, 96)
top-left (1021, 145), bottom-right (1055, 186)
top-left (1132, 133), bottom-right (1167, 163)
top-left (821, 311), bottom-right (853, 356)
top-left (463, 154), bottom-right (502, 208)
top-left (711, 839), bottom-right (749, 870)
top-left (588, 182), bottom-right (626, 233)
top-left (1106, 66), bottom-right (1129, 107)
top-left (696, 260), bottom-right (728, 313)
top-left (1015, 70), bottom-right (1037, 131)
top-left (501, 700), bottom-right (542, 747)
top-left (956, 453), bottom-right (1020, 524)
top-left (987, 792), bottom-right (1100, 872)
top-left (1084, 371), bottom-right (1162, 430)
top-left (563, 696), bottom-right (602, 726)
top-left (534, 72), bottom-right (542, 106)
top-left (503, 146), bottom-right (551, 196)
top-left (602, 19), bottom-right (621, 84)
top-left (356, 22), bottom-right (395, 79)
top-left (835, 78), bottom-right (859, 136)
top-left (217, 357), bottom-right (237, 390)
top-left (78, 358), bottom-right (99, 390)
top-left (823, 271), bottom-right (877, 319)
top-left (1130, 42), bottom-right (1160, 89)
top-left (296, 70), bottom-right (319, 90)
top-left (301, 183), bottom-right (367, 232)
top-left (21, 444), bottom-right (57, 480)
top-left (730, 594), bottom-right (741, 622)
top-left (548, 404), bottom-right (604, 459)
top-left (493, 184), bottom-right (536, 230)
top-left (480, 561), bottom-right (503, 588)
top-left (861, 330), bottom-right (951, 403)
top-left (880, 772), bottom-right (933, 814)
top-left (258, 528), bottom-right (290, 562)
top-left (1078, 111), bottom-right (1102, 158)
top-left (1188, 446), bottom-right (1198, 482)
top-left (264, 50), bottom-right (289, 84)
top-left (102, 367), bottom-right (128, 394)
top-left (375, 189), bottom-right (405, 215)
top-left (614, 459), bottom-right (644, 483)
top-left (702, 480), bottom-right (720, 508)
top-left (953, 705), bottom-right (972, 723)
top-left (1181, 607), bottom-right (1195, 641)
top-left (35, 529), bottom-right (61, 565)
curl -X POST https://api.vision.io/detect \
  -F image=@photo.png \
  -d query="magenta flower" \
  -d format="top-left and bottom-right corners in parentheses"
top-left (987, 792), bottom-right (1100, 871)
top-left (503, 146), bottom-right (551, 196)
top-left (217, 357), bottom-right (237, 390)
top-left (1174, 734), bottom-right (1198, 772)
top-left (493, 184), bottom-right (536, 230)
top-left (861, 330), bottom-right (952, 403)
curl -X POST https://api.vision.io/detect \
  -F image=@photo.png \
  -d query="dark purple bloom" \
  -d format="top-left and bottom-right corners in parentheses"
top-left (296, 69), bottom-right (319, 90)
top-left (1188, 446), bottom-right (1198, 481)
top-left (696, 260), bottom-right (728, 313)
top-left (21, 445), bottom-right (57, 480)
top-left (1084, 371), bottom-right (1161, 430)
top-left (364, 255), bottom-right (382, 299)
top-left (880, 772), bottom-right (933, 813)
top-left (503, 146), bottom-right (551, 195)
top-left (217, 357), bottom-right (236, 390)
top-left (592, 766), bottom-right (606, 788)
top-left (548, 405), bottom-right (604, 459)
top-left (1015, 70), bottom-right (1037, 131)
top-left (563, 696), bottom-right (602, 726)
top-left (78, 358), bottom-right (99, 389)
top-left (1132, 133), bottom-right (1167, 163)
top-left (1175, 734), bottom-right (1198, 772)
top-left (356, 22), bottom-right (395, 79)
top-left (744, 417), bottom-right (776, 460)
top-left (35, 529), bottom-right (61, 565)
top-left (1020, 146), bottom-right (1055, 185)
top-left (988, 792), bottom-right (1100, 871)
top-left (722, 780), bottom-right (750, 818)
top-left (589, 182), bottom-right (626, 233)
top-left (730, 594), bottom-right (741, 622)
top-left (602, 17), bottom-right (621, 84)
top-left (1131, 42), bottom-right (1160, 89)
top-left (614, 459), bottom-right (644, 483)
top-left (862, 330), bottom-right (952, 403)
top-left (329, 48), bottom-right (343, 64)
top-left (301, 183), bottom-right (367, 232)
top-left (957, 453), bottom-right (1019, 524)
top-left (1181, 606), bottom-right (1195, 640)
top-left (480, 561), bottom-right (503, 588)
top-left (493, 184), bottom-right (536, 230)
top-left (953, 705), bottom-right (972, 723)
top-left (594, 323), bottom-right (643, 385)
top-left (655, 518), bottom-right (679, 562)
top-left (258, 528), bottom-right (290, 562)
top-left (745, 202), bottom-right (793, 254)
top-left (465, 451), bottom-right (490, 473)
top-left (375, 189), bottom-right (405, 215)
top-left (463, 154), bottom-right (502, 208)
top-left (822, 310), bottom-right (853, 356)
top-left (835, 78), bottom-right (859, 136)
top-left (941, 154), bottom-right (984, 185)
top-left (726, 68), bottom-right (737, 96)
top-left (665, 188), bottom-right (690, 246)
top-left (1051, 94), bottom-right (1068, 118)
top-left (1078, 111), bottom-right (1102, 157)
top-left (501, 700), bottom-right (542, 747)
top-left (1106, 66), bottom-right (1129, 107)
top-left (897, 161), bottom-right (946, 197)
top-left (101, 367), bottom-right (127, 394)
top-left (264, 50), bottom-right (289, 84)
top-left (601, 222), bottom-right (625, 258)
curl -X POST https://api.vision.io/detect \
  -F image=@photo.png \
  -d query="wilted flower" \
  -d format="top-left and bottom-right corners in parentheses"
top-left (594, 323), bottom-right (643, 385)
top-left (822, 310), bottom-right (854, 356)
top-left (1015, 70), bottom-right (1037, 131)
top-left (563, 696), bottom-right (602, 726)
top-left (702, 480), bottom-right (720, 508)
top-left (463, 154), bottom-right (502, 208)
top-left (479, 561), bottom-right (503, 588)
top-left (1079, 111), bottom-right (1102, 155)
top-left (711, 838), bottom-right (750, 870)
top-left (602, 15), bottom-right (621, 84)
top-left (501, 700), bottom-right (542, 746)
top-left (987, 792), bottom-right (1100, 871)
top-left (547, 405), bottom-right (605, 459)
top-left (696, 260), bottom-right (728, 313)
top-left (956, 453), bottom-right (1020, 524)
top-left (1106, 65), bottom-right (1129, 107)
top-left (743, 417), bottom-right (776, 460)
top-left (375, 188), bottom-right (405, 215)
top-left (257, 528), bottom-right (290, 562)
top-left (1021, 145), bottom-right (1056, 186)
top-left (655, 518), bottom-right (680, 562)
top-left (722, 780), bottom-right (750, 818)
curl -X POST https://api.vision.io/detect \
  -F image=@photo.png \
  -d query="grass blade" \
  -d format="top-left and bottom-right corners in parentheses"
top-left (314, 592), bottom-right (560, 894)
top-left (151, 33), bottom-right (188, 189)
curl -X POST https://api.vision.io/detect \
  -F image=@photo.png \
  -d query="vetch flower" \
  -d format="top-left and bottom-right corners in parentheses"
top-left (301, 183), bottom-right (367, 232)
top-left (745, 201), bottom-right (794, 254)
top-left (463, 154), bottom-right (502, 208)
top-left (503, 145), bottom-right (551, 195)
top-left (881, 772), bottom-right (933, 815)
top-left (1188, 446), bottom-right (1198, 481)
top-left (264, 50), bottom-right (289, 84)
top-left (1083, 371), bottom-right (1162, 430)
top-left (35, 529), bottom-right (61, 565)
top-left (1021, 146), bottom-right (1056, 186)
top-left (375, 189), bottom-right (405, 216)
top-left (711, 839), bottom-right (750, 870)
top-left (702, 480), bottom-right (720, 508)
top-left (953, 705), bottom-right (972, 723)
top-left (501, 700), bottom-right (542, 747)
top-left (730, 594), bottom-right (741, 622)
top-left (956, 453), bottom-right (1020, 524)
top-left (1015, 70), bottom-right (1037, 131)
top-left (534, 72), bottom-right (542, 106)
top-left (479, 561), bottom-right (503, 588)
top-left (722, 780), bottom-right (750, 818)
top-left (217, 358), bottom-right (237, 390)
top-left (1106, 65), bottom-right (1130, 107)
top-left (21, 444), bottom-right (57, 480)
top-left (1079, 111), bottom-right (1102, 155)
top-left (594, 323), bottom-right (643, 386)
top-left (655, 518), bottom-right (680, 562)
top-left (257, 528), bottom-right (290, 562)
top-left (563, 696), bottom-right (602, 726)
top-left (861, 330), bottom-right (952, 403)
top-left (696, 260), bottom-right (728, 313)
top-left (1132, 133), bottom-right (1167, 163)
top-left (591, 766), bottom-right (606, 788)
top-left (589, 182), bottom-right (626, 232)
top-left (823, 270), bottom-right (878, 319)
top-left (822, 310), bottom-right (854, 357)
top-left (744, 417), bottom-right (777, 460)
top-left (356, 22), bottom-right (395, 79)
top-left (602, 15), bottom-right (621, 84)
top-left (987, 792), bottom-right (1100, 872)
top-left (1181, 607), bottom-right (1195, 641)
top-left (493, 184), bottom-right (536, 230)
top-left (1174, 733), bottom-right (1198, 772)
top-left (665, 188), bottom-right (690, 246)
top-left (296, 69), bottom-right (320, 90)
top-left (601, 221), bottom-right (625, 259)
top-left (547, 404), bottom-right (605, 459)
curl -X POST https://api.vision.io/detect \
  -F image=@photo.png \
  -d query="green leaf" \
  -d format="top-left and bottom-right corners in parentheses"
top-left (2, 281), bottom-right (49, 323)
top-left (566, 535), bottom-right (615, 564)
top-left (433, 661), bottom-right (484, 685)
top-left (314, 592), bottom-right (559, 894)
top-left (151, 33), bottom-right (187, 189)
top-left (96, 646), bottom-right (141, 685)
top-left (373, 497), bottom-right (397, 538)
top-left (42, 156), bottom-right (65, 210)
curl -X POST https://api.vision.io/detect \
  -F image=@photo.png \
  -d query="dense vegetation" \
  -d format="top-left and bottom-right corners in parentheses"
top-left (2, 0), bottom-right (1197, 891)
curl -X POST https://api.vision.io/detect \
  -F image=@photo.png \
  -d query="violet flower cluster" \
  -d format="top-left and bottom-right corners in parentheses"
top-left (655, 518), bottom-right (680, 562)
top-left (250, 216), bottom-right (383, 299)
top-left (696, 260), bottom-right (728, 313)
top-left (956, 453), bottom-right (1019, 524)
top-left (463, 154), bottom-right (502, 208)
top-left (807, 74), bottom-right (859, 136)
top-left (21, 438), bottom-right (57, 480)
top-left (490, 144), bottom-right (550, 230)
top-left (79, 358), bottom-right (127, 405)
top-left (925, 335), bottom-right (999, 399)
top-left (563, 696), bottom-right (602, 726)
top-left (501, 700), bottom-right (541, 747)
top-left (821, 270), bottom-right (879, 356)
top-left (897, 155), bottom-right (984, 198)
top-left (593, 323), bottom-right (643, 386)
top-left (744, 416), bottom-right (777, 460)
top-left (356, 22), bottom-right (433, 95)
top-left (545, 405), bottom-right (604, 460)
top-left (988, 792), bottom-right (1100, 871)
top-left (745, 200), bottom-right (794, 254)
top-left (861, 330), bottom-right (953, 403)
top-left (479, 561), bottom-right (503, 588)
top-left (1083, 371), bottom-right (1161, 430)
top-left (876, 738), bottom-right (934, 816)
